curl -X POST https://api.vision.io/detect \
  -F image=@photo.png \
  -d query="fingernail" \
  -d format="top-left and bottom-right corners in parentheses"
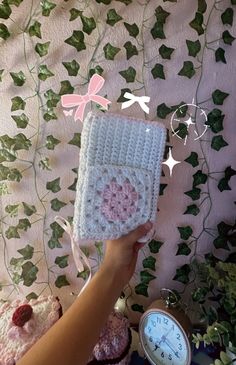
top-left (144, 221), bottom-right (152, 230)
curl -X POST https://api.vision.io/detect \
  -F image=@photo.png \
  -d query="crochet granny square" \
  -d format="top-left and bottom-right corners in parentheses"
top-left (73, 111), bottom-right (166, 241)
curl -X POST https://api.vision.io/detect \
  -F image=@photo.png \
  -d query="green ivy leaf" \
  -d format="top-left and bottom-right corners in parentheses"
top-left (159, 44), bottom-right (174, 59)
top-left (59, 80), bottom-right (74, 95)
top-left (5, 204), bottom-right (19, 217)
top-left (50, 221), bottom-right (64, 239)
top-left (222, 30), bottom-right (235, 45)
top-left (7, 167), bottom-right (22, 182)
top-left (184, 152), bottom-right (199, 167)
top-left (211, 135), bottom-right (228, 151)
top-left (0, 23), bottom-right (10, 40)
top-left (117, 88), bottom-right (132, 103)
top-left (46, 135), bottom-right (60, 150)
top-left (176, 242), bottom-right (191, 256)
top-left (151, 21), bottom-right (165, 39)
top-left (124, 41), bottom-right (138, 60)
top-left (178, 61), bottom-right (195, 79)
top-left (206, 109), bottom-right (224, 133)
top-left (119, 66), bottom-right (136, 83)
top-left (38, 65), bottom-right (54, 81)
top-left (103, 42), bottom-right (120, 60)
top-left (43, 108), bottom-right (57, 122)
top-left (218, 177), bottom-right (231, 192)
top-left (184, 204), bottom-right (200, 216)
top-left (155, 6), bottom-right (170, 23)
top-left (68, 177), bottom-right (77, 191)
top-left (221, 8), bottom-right (234, 26)
top-left (156, 103), bottom-right (172, 119)
top-left (41, 0), bottom-right (56, 16)
top-left (23, 202), bottom-right (36, 216)
top-left (116, 0), bottom-right (132, 4)
top-left (77, 269), bottom-right (90, 280)
top-left (173, 264), bottom-right (191, 284)
top-left (212, 89), bottom-right (229, 105)
top-left (35, 41), bottom-right (50, 57)
top-left (14, 133), bottom-right (31, 150)
top-left (39, 157), bottom-right (51, 170)
top-left (11, 96), bottom-right (26, 111)
top-left (28, 20), bottom-right (42, 38)
top-left (123, 22), bottom-right (139, 38)
top-left (0, 69), bottom-right (4, 81)
top-left (68, 133), bottom-right (81, 148)
top-left (225, 166), bottom-right (236, 179)
top-left (89, 65), bottom-right (103, 78)
top-left (135, 283), bottom-right (148, 297)
top-left (62, 60), bottom-right (80, 76)
top-left (140, 270), bottom-right (156, 284)
top-left (215, 48), bottom-right (226, 64)
top-left (213, 236), bottom-right (229, 250)
top-left (174, 123), bottom-right (188, 138)
top-left (46, 177), bottom-right (61, 193)
top-left (232, 0), bottom-right (236, 4)
top-left (131, 304), bottom-right (144, 313)
top-left (193, 170), bottom-right (207, 186)
top-left (0, 3), bottom-right (11, 19)
top-left (65, 30), bottom-right (86, 52)
top-left (148, 239), bottom-right (164, 254)
top-left (55, 275), bottom-right (70, 288)
top-left (69, 8), bottom-right (82, 21)
top-left (106, 8), bottom-right (122, 26)
top-left (198, 0), bottom-right (207, 13)
top-left (21, 261), bottom-right (38, 286)
top-left (151, 63), bottom-right (165, 80)
top-left (0, 149), bottom-right (16, 163)
top-left (44, 89), bottom-right (60, 108)
top-left (50, 198), bottom-right (66, 212)
top-left (178, 226), bottom-right (193, 240)
top-left (17, 218), bottom-right (31, 231)
top-left (0, 182), bottom-right (9, 195)
top-left (80, 14), bottom-right (96, 35)
top-left (189, 12), bottom-right (204, 35)
top-left (5, 226), bottom-right (20, 239)
top-left (48, 237), bottom-right (62, 249)
top-left (26, 292), bottom-right (38, 300)
top-left (192, 287), bottom-right (208, 302)
top-left (11, 113), bottom-right (29, 129)
top-left (7, 0), bottom-right (23, 6)
top-left (55, 255), bottom-right (69, 268)
top-left (17, 244), bottom-right (34, 260)
top-left (186, 39), bottom-right (201, 57)
top-left (217, 221), bottom-right (233, 236)
top-left (142, 256), bottom-right (156, 271)
top-left (172, 101), bottom-right (188, 118)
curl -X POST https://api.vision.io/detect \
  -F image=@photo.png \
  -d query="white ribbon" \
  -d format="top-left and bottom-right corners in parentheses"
top-left (121, 92), bottom-right (150, 114)
top-left (54, 216), bottom-right (91, 295)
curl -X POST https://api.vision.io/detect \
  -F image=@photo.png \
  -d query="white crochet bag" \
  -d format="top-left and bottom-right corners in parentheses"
top-left (73, 111), bottom-right (166, 241)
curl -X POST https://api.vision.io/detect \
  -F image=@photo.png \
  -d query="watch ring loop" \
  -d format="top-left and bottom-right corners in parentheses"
top-left (160, 288), bottom-right (179, 308)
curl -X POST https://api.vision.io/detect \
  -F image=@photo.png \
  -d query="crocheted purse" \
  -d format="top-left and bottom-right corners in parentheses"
top-left (73, 111), bottom-right (166, 242)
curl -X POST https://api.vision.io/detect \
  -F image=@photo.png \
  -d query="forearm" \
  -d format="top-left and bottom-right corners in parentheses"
top-left (17, 264), bottom-right (124, 365)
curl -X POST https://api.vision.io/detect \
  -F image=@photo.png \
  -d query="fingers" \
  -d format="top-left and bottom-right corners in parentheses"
top-left (123, 221), bottom-right (153, 244)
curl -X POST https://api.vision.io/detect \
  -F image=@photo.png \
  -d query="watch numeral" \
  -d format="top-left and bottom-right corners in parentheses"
top-left (176, 333), bottom-right (181, 340)
top-left (168, 354), bottom-right (172, 360)
top-left (163, 318), bottom-right (168, 325)
top-left (149, 336), bottom-right (153, 342)
top-left (148, 326), bottom-right (151, 333)
top-left (151, 320), bottom-right (156, 327)
top-left (178, 343), bottom-right (182, 351)
top-left (161, 352), bottom-right (165, 358)
top-left (156, 316), bottom-right (161, 324)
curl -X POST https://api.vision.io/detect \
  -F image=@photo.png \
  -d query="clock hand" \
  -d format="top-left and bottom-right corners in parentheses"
top-left (164, 338), bottom-right (180, 359)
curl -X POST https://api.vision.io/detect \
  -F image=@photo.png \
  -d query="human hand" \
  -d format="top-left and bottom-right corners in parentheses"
top-left (102, 221), bottom-right (153, 287)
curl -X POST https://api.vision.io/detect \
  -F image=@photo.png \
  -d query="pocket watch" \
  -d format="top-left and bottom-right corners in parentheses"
top-left (139, 289), bottom-right (192, 365)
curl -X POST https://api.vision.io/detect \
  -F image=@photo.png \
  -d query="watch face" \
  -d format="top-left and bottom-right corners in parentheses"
top-left (139, 310), bottom-right (191, 365)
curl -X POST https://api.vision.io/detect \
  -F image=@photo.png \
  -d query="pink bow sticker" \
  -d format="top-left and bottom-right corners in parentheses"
top-left (61, 74), bottom-right (111, 122)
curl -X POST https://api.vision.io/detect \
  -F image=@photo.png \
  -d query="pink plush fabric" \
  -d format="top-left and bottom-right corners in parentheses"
top-left (88, 311), bottom-right (131, 365)
top-left (0, 296), bottom-right (62, 365)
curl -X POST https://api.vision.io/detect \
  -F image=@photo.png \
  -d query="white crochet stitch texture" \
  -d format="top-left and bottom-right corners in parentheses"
top-left (73, 111), bottom-right (166, 241)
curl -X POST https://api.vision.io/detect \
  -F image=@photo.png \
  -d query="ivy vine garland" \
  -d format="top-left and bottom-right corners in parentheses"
top-left (0, 0), bottom-right (235, 345)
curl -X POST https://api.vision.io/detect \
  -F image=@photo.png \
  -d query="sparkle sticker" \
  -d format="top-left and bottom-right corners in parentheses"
top-left (162, 148), bottom-right (181, 177)
top-left (170, 98), bottom-right (209, 145)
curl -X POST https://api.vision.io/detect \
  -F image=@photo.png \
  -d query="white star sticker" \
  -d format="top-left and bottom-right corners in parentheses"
top-left (184, 116), bottom-right (195, 128)
top-left (162, 148), bottom-right (181, 177)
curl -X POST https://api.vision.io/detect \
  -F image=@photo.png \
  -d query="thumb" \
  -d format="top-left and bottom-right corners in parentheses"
top-left (123, 221), bottom-right (153, 245)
